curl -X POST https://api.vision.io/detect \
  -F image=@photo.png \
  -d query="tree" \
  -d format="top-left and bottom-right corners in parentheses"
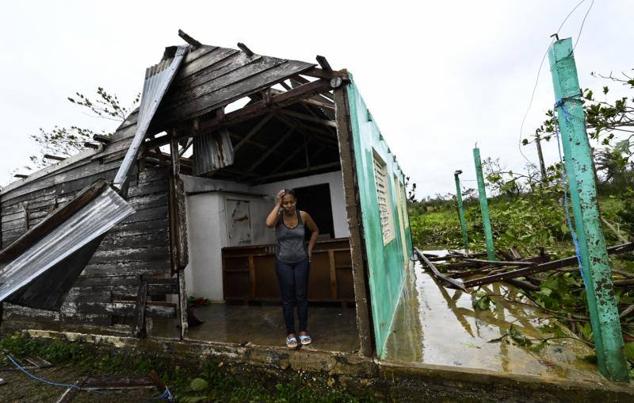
top-left (13, 88), bottom-right (139, 174)
top-left (524, 69), bottom-right (634, 188)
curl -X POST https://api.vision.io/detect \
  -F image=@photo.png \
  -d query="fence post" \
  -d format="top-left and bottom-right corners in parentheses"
top-left (454, 170), bottom-right (469, 253)
top-left (473, 147), bottom-right (496, 261)
top-left (548, 37), bottom-right (628, 381)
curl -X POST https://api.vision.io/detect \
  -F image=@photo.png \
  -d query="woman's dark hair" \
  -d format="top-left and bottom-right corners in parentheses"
top-left (283, 188), bottom-right (297, 199)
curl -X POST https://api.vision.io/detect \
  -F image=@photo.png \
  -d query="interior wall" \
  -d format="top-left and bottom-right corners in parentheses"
top-left (252, 171), bottom-right (349, 239)
top-left (185, 192), bottom-right (226, 301)
top-left (182, 171), bottom-right (349, 301)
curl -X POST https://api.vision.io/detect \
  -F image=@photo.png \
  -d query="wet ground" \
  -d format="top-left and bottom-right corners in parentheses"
top-left (384, 259), bottom-right (607, 383)
top-left (151, 303), bottom-right (360, 352)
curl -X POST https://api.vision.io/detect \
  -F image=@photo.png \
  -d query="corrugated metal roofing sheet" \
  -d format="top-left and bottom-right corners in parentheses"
top-left (192, 129), bottom-right (234, 175)
top-left (113, 46), bottom-right (189, 190)
top-left (0, 185), bottom-right (134, 306)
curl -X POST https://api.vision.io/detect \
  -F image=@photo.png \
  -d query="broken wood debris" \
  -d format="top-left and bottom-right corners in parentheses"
top-left (413, 248), bottom-right (466, 291)
top-left (416, 242), bottom-right (634, 290)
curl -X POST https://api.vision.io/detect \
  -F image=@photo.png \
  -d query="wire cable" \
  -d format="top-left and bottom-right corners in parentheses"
top-left (572, 0), bottom-right (595, 51)
top-left (556, 0), bottom-right (588, 33)
top-left (5, 353), bottom-right (80, 390)
top-left (517, 0), bottom-right (594, 167)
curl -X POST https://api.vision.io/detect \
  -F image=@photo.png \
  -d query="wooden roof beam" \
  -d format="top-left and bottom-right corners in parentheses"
top-left (255, 162), bottom-right (340, 183)
top-left (145, 78), bottom-right (337, 149)
top-left (315, 55), bottom-right (332, 73)
top-left (302, 97), bottom-right (335, 110)
top-left (269, 139), bottom-right (310, 175)
top-left (92, 134), bottom-right (111, 144)
top-left (278, 109), bottom-right (337, 128)
top-left (43, 154), bottom-right (65, 161)
top-left (234, 113), bottom-right (274, 152)
top-left (290, 75), bottom-right (334, 101)
top-left (237, 42), bottom-right (255, 57)
top-left (228, 132), bottom-right (267, 150)
top-left (196, 78), bottom-right (336, 135)
top-left (274, 114), bottom-right (338, 146)
top-left (245, 128), bottom-right (295, 175)
top-left (301, 67), bottom-right (348, 80)
top-left (178, 29), bottom-right (202, 49)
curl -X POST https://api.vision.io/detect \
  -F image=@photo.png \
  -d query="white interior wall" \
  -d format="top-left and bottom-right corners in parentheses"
top-left (185, 192), bottom-right (226, 301)
top-left (182, 171), bottom-right (349, 300)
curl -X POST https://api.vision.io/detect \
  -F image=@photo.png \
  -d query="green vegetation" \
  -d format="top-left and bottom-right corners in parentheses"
top-left (0, 333), bottom-right (378, 402)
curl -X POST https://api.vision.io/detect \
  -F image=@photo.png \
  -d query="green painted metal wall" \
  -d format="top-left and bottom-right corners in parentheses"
top-left (346, 80), bottom-right (413, 357)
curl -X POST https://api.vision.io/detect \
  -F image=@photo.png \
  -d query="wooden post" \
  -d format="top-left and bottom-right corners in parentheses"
top-left (169, 133), bottom-right (189, 274)
top-left (548, 38), bottom-right (628, 381)
top-left (334, 85), bottom-right (374, 357)
top-left (473, 147), bottom-right (496, 261)
top-left (453, 170), bottom-right (469, 253)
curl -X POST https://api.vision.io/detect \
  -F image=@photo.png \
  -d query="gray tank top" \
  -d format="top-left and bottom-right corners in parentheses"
top-left (276, 210), bottom-right (308, 264)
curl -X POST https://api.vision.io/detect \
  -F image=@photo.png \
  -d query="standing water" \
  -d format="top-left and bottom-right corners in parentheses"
top-left (383, 254), bottom-right (604, 383)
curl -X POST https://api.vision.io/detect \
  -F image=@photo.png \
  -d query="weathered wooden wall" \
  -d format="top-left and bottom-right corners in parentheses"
top-left (1, 115), bottom-right (171, 327)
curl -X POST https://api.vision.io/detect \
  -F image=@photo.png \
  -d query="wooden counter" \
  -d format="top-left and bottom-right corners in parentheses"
top-left (222, 238), bottom-right (354, 303)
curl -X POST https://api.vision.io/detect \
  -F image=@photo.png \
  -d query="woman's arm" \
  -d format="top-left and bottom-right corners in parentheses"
top-left (265, 190), bottom-right (285, 228)
top-left (301, 211), bottom-right (319, 261)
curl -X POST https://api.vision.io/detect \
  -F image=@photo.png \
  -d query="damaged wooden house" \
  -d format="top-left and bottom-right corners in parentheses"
top-left (0, 32), bottom-right (412, 358)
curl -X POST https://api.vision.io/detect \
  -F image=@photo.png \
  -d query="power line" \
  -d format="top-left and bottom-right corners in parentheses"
top-left (573, 0), bottom-right (595, 51)
top-left (517, 0), bottom-right (595, 167)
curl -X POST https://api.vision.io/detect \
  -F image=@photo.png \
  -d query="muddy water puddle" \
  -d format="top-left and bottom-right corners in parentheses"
top-left (384, 254), bottom-right (603, 382)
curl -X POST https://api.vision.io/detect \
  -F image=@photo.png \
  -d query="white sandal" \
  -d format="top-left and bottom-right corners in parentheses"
top-left (286, 335), bottom-right (298, 349)
top-left (299, 334), bottom-right (312, 345)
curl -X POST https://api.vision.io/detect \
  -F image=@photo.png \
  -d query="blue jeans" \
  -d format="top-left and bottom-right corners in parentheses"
top-left (276, 258), bottom-right (310, 334)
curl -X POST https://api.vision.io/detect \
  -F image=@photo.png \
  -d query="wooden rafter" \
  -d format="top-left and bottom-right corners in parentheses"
top-left (245, 128), bottom-right (295, 175)
top-left (229, 132), bottom-right (267, 150)
top-left (279, 109), bottom-right (337, 128)
top-left (290, 75), bottom-right (334, 101)
top-left (145, 78), bottom-right (336, 150)
top-left (269, 138), bottom-right (312, 175)
top-left (274, 114), bottom-right (338, 147)
top-left (233, 114), bottom-right (273, 152)
top-left (255, 162), bottom-right (340, 183)
top-left (301, 67), bottom-right (348, 80)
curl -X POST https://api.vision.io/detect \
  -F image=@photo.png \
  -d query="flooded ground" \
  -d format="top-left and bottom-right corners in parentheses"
top-left (150, 303), bottom-right (359, 352)
top-left (384, 257), bottom-right (607, 383)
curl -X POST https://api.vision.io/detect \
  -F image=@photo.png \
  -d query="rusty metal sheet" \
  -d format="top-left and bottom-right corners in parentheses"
top-left (113, 46), bottom-right (189, 190)
top-left (192, 129), bottom-right (234, 175)
top-left (0, 186), bottom-right (135, 307)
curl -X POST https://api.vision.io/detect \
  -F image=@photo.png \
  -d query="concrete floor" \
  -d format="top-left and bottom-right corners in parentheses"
top-left (383, 259), bottom-right (612, 384)
top-left (180, 303), bottom-right (360, 352)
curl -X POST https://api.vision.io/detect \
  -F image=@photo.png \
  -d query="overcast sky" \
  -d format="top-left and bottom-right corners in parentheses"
top-left (1, 0), bottom-right (632, 198)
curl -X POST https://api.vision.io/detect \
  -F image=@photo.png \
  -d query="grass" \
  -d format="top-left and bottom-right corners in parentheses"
top-left (0, 333), bottom-right (381, 402)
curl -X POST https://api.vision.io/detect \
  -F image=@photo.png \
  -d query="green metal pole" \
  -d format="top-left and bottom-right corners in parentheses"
top-left (473, 147), bottom-right (496, 261)
top-left (548, 38), bottom-right (628, 381)
top-left (454, 170), bottom-right (469, 253)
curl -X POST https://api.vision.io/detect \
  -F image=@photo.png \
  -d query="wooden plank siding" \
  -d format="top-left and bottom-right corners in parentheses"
top-left (1, 119), bottom-right (171, 327)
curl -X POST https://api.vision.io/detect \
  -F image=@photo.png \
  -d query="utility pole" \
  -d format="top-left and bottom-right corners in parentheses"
top-left (453, 170), bottom-right (469, 254)
top-left (473, 147), bottom-right (496, 261)
top-left (549, 37), bottom-right (628, 381)
top-left (535, 133), bottom-right (547, 181)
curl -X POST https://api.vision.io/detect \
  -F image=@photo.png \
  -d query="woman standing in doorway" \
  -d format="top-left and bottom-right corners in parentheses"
top-left (266, 189), bottom-right (319, 348)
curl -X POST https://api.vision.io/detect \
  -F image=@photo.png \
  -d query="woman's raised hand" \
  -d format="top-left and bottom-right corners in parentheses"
top-left (276, 189), bottom-right (286, 205)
